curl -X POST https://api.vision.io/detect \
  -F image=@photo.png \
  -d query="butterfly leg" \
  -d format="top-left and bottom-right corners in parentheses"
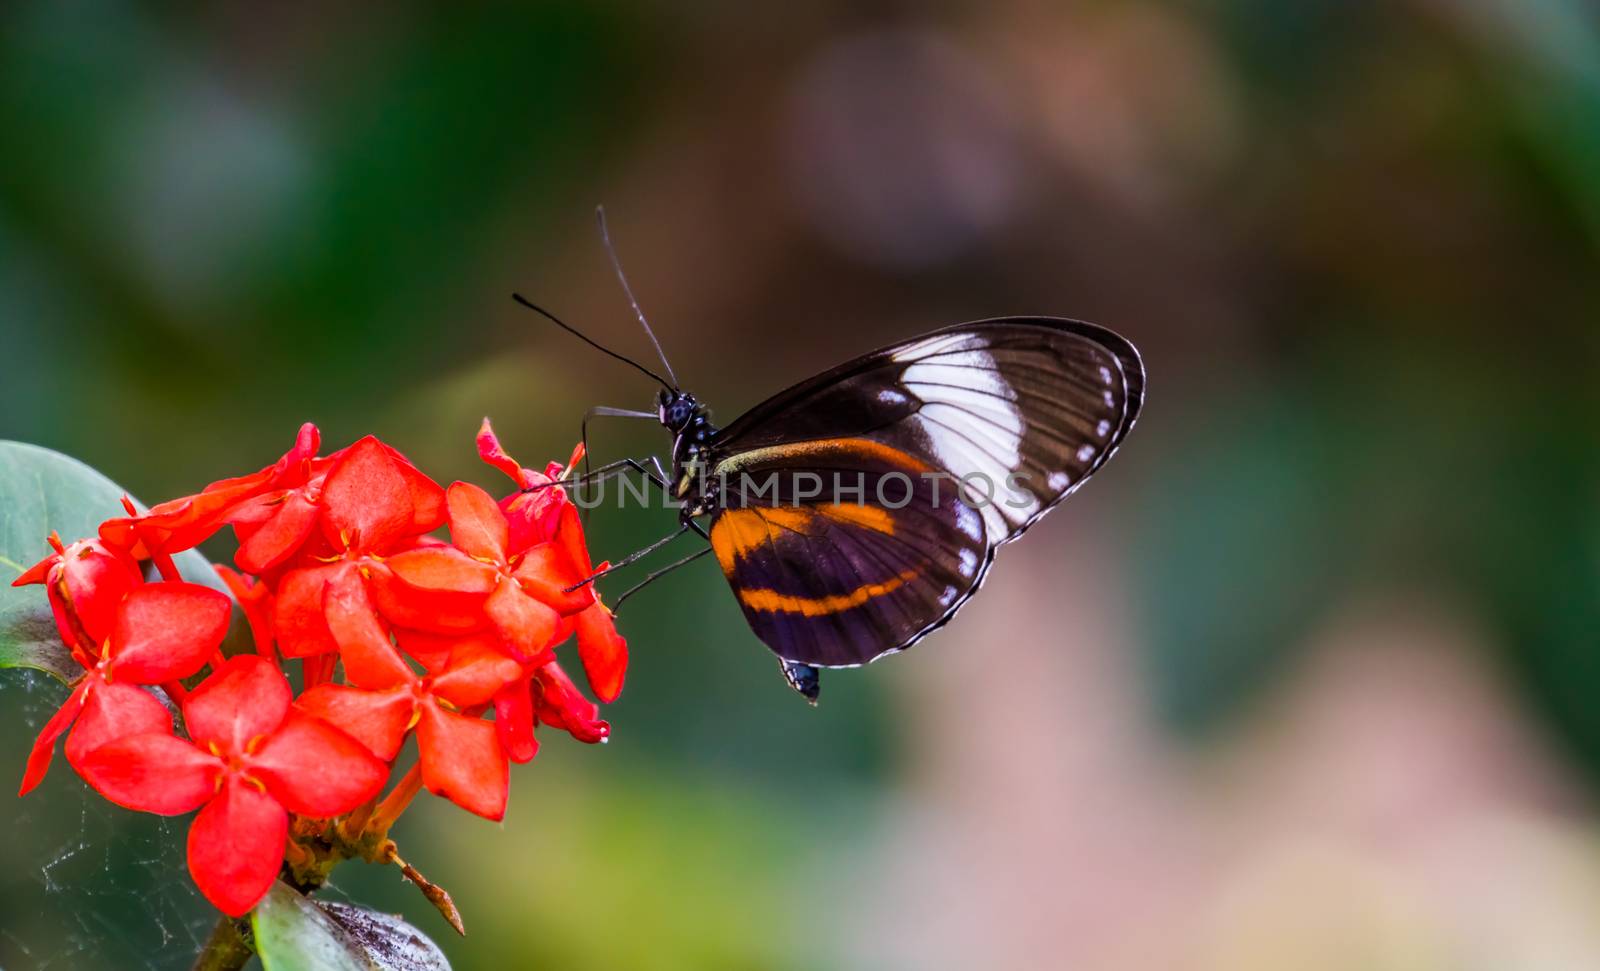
top-left (779, 659), bottom-right (821, 706)
top-left (522, 455), bottom-right (664, 497)
top-left (522, 457), bottom-right (635, 492)
top-left (611, 545), bottom-right (716, 614)
top-left (565, 522), bottom-right (693, 592)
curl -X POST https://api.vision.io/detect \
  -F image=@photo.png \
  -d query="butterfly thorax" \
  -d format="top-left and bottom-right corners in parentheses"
top-left (657, 389), bottom-right (720, 518)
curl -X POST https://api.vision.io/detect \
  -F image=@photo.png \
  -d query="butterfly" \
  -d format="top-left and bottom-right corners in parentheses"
top-left (517, 212), bottom-right (1145, 703)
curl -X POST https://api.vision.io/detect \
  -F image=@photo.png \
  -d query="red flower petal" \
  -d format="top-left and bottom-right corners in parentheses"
top-left (551, 613), bottom-right (578, 648)
top-left (475, 418), bottom-right (526, 487)
top-left (294, 683), bottom-right (414, 761)
top-left (391, 628), bottom-right (458, 671)
top-left (493, 678), bottom-right (539, 764)
top-left (553, 502), bottom-right (594, 574)
top-left (445, 482), bottom-right (508, 563)
top-left (417, 703), bottom-right (508, 821)
top-left (272, 564), bottom-right (340, 658)
top-left (19, 686), bottom-right (86, 796)
top-left (65, 681), bottom-right (171, 767)
top-left (274, 422), bottom-right (321, 485)
top-left (184, 656), bottom-right (290, 753)
top-left (376, 441), bottom-right (446, 534)
top-left (226, 491), bottom-right (286, 528)
top-left (371, 547), bottom-right (496, 632)
top-left (75, 732), bottom-right (221, 814)
top-left (250, 711), bottom-right (389, 817)
top-left (320, 437), bottom-right (415, 553)
top-left (234, 491), bottom-right (321, 574)
top-left (484, 581), bottom-right (560, 662)
top-left (98, 423), bottom-right (317, 559)
top-left (429, 637), bottom-right (524, 710)
top-left (511, 543), bottom-right (596, 614)
top-left (574, 602), bottom-right (627, 704)
top-left (323, 568), bottom-right (412, 690)
top-left (57, 539), bottom-right (143, 644)
top-left (383, 545), bottom-right (498, 593)
top-left (533, 660), bottom-right (609, 744)
top-left (501, 492), bottom-right (567, 554)
top-left (187, 776), bottom-right (288, 917)
top-left (12, 551), bottom-right (55, 586)
top-left (559, 440), bottom-right (585, 477)
top-left (108, 582), bottom-right (232, 684)
top-left (47, 590), bottom-right (90, 661)
top-left (98, 495), bottom-right (225, 557)
top-left (214, 566), bottom-right (275, 658)
top-left (207, 422), bottom-right (320, 502)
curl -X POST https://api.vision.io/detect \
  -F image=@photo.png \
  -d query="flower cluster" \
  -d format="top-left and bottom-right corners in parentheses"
top-left (12, 421), bottom-right (625, 917)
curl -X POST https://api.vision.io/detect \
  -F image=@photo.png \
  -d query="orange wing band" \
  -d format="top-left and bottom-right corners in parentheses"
top-left (735, 569), bottom-right (919, 617)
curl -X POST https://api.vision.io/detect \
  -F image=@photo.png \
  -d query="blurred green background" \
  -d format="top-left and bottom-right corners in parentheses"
top-left (2, 1), bottom-right (1599, 968)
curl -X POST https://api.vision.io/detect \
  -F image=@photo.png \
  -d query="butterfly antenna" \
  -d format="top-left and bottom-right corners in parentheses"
top-left (596, 205), bottom-right (680, 390)
top-left (511, 293), bottom-right (672, 390)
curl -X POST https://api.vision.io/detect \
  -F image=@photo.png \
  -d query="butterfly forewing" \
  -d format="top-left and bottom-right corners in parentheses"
top-left (704, 317), bottom-right (1144, 667)
top-left (887, 322), bottom-right (1143, 539)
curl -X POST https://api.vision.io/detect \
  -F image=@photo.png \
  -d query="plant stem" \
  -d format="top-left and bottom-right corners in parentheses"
top-left (383, 842), bottom-right (466, 936)
top-left (368, 761), bottom-right (424, 836)
top-left (190, 915), bottom-right (252, 971)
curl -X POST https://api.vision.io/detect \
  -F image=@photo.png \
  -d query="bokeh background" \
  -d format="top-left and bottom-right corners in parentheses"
top-left (2, 1), bottom-right (1599, 968)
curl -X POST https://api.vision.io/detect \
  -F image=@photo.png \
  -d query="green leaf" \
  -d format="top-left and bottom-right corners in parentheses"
top-left (0, 441), bottom-right (130, 682)
top-left (253, 881), bottom-right (451, 971)
top-left (0, 440), bottom-right (240, 684)
top-left (0, 606), bottom-right (78, 682)
top-left (254, 881), bottom-right (375, 971)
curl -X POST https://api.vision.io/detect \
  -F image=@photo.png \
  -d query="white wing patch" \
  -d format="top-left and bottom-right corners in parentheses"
top-left (896, 334), bottom-right (1038, 537)
top-left (888, 327), bottom-right (1132, 542)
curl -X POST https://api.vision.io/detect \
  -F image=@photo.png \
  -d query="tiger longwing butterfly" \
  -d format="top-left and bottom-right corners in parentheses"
top-left (519, 214), bottom-right (1145, 703)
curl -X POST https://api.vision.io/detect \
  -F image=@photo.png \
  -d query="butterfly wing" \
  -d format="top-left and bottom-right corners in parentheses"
top-left (706, 317), bottom-right (1144, 667)
top-left (708, 449), bottom-right (989, 667)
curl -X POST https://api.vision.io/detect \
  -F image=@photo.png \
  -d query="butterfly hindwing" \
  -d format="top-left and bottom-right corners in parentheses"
top-left (703, 317), bottom-right (1144, 667)
top-left (708, 448), bottom-right (988, 667)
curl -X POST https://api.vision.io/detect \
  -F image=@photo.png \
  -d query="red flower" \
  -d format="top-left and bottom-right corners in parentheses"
top-left (297, 570), bottom-right (521, 820)
top-left (99, 423), bottom-right (320, 558)
top-left (12, 533), bottom-right (143, 661)
top-left (533, 659), bottom-right (611, 744)
top-left (225, 456), bottom-right (334, 575)
top-left (268, 437), bottom-right (445, 659)
top-left (374, 478), bottom-right (627, 702)
top-left (245, 434), bottom-right (444, 574)
top-left (447, 481), bottom-right (584, 656)
top-left (19, 582), bottom-right (231, 795)
top-left (487, 654), bottom-right (612, 765)
top-left (11, 421), bottom-right (632, 920)
top-left (368, 544), bottom-right (498, 635)
top-left (75, 656), bottom-right (387, 916)
top-left (213, 566), bottom-right (274, 658)
top-left (476, 418), bottom-right (581, 553)
top-left (546, 503), bottom-right (629, 703)
top-left (366, 479), bottom-right (598, 653)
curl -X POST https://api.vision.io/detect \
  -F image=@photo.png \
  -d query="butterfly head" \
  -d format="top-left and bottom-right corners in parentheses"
top-left (657, 389), bottom-right (701, 433)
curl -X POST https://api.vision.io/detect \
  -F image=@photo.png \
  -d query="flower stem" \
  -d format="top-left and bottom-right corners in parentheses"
top-left (337, 797), bottom-right (377, 844)
top-left (190, 915), bottom-right (252, 971)
top-left (368, 761), bottom-right (423, 836)
top-left (382, 842), bottom-right (466, 936)
top-left (150, 549), bottom-right (182, 582)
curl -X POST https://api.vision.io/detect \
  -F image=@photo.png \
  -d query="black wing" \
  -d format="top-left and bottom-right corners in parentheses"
top-left (705, 317), bottom-right (1144, 668)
